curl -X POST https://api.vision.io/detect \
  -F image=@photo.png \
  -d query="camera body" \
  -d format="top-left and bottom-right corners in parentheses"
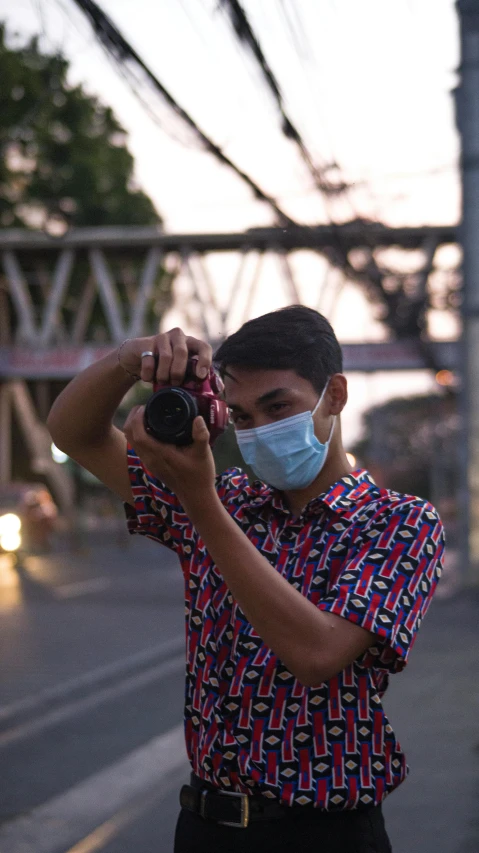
top-left (143, 358), bottom-right (229, 446)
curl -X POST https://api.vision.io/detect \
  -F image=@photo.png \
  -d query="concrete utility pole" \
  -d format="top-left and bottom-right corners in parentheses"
top-left (456, 0), bottom-right (479, 583)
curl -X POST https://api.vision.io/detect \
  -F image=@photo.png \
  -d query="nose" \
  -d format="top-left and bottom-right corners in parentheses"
top-left (254, 415), bottom-right (275, 429)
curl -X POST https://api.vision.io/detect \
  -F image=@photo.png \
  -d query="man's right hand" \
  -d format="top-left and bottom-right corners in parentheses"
top-left (118, 328), bottom-right (213, 386)
top-left (47, 327), bottom-right (214, 506)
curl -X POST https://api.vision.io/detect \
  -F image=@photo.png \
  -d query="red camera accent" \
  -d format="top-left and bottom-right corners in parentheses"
top-left (152, 358), bottom-right (228, 445)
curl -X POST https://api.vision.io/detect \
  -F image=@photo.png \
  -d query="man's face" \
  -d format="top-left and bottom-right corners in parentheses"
top-left (223, 366), bottom-right (334, 444)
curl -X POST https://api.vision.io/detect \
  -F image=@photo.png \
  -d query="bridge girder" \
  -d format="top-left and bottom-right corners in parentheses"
top-left (0, 222), bottom-right (459, 350)
top-left (0, 223), bottom-right (460, 508)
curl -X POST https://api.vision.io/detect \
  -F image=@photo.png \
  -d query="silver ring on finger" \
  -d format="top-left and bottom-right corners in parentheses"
top-left (140, 351), bottom-right (155, 359)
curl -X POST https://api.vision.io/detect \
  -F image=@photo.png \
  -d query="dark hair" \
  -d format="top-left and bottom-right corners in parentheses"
top-left (214, 305), bottom-right (343, 395)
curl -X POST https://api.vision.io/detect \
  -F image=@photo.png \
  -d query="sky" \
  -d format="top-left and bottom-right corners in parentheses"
top-left (0, 0), bottom-right (462, 445)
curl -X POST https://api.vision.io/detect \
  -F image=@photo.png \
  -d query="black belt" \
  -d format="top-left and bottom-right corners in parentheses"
top-left (180, 773), bottom-right (333, 829)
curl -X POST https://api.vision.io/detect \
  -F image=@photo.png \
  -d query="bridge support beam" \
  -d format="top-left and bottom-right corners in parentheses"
top-left (0, 383), bottom-right (12, 484)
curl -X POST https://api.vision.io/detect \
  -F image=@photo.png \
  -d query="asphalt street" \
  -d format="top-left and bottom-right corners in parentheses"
top-left (0, 529), bottom-right (478, 853)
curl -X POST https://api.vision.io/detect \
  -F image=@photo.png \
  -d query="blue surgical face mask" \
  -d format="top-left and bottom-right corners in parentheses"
top-left (235, 382), bottom-right (335, 491)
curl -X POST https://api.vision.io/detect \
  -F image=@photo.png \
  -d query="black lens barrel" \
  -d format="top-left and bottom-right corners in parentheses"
top-left (144, 388), bottom-right (198, 445)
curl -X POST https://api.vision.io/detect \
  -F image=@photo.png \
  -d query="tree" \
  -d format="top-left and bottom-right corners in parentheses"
top-left (351, 392), bottom-right (460, 507)
top-left (0, 25), bottom-right (161, 232)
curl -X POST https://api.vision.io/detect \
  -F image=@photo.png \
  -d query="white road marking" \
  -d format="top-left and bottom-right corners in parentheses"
top-left (0, 634), bottom-right (185, 725)
top-left (0, 723), bottom-right (189, 853)
top-left (0, 654), bottom-right (185, 748)
top-left (54, 577), bottom-right (112, 598)
top-left (64, 762), bottom-right (187, 853)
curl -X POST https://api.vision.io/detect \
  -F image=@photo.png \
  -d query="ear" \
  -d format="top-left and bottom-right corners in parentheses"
top-left (327, 374), bottom-right (348, 416)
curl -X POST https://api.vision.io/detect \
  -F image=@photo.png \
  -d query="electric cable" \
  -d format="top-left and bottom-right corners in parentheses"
top-left (218, 0), bottom-right (348, 198)
top-left (217, 0), bottom-right (398, 325)
top-left (216, 0), bottom-right (389, 325)
top-left (278, 1), bottom-right (436, 340)
top-left (66, 0), bottom-right (440, 342)
top-left (68, 0), bottom-right (297, 227)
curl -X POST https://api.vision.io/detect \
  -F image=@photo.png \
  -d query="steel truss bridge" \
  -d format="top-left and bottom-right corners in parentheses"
top-left (0, 222), bottom-right (459, 512)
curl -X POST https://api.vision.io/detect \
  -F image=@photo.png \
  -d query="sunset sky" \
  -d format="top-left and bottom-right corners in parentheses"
top-left (0, 0), bottom-right (462, 443)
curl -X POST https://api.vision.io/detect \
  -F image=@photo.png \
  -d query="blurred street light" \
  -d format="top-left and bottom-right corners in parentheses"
top-left (435, 369), bottom-right (456, 387)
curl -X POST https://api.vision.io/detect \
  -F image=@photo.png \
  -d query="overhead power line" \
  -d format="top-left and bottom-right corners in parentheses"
top-left (216, 1), bottom-right (391, 314)
top-left (218, 0), bottom-right (349, 197)
top-left (66, 0), bottom-right (437, 343)
top-left (68, 0), bottom-right (296, 227)
top-left (224, 0), bottom-right (436, 341)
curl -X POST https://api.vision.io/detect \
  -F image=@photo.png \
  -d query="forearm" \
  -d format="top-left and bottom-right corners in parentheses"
top-left (47, 349), bottom-right (134, 451)
top-left (181, 490), bottom-right (337, 686)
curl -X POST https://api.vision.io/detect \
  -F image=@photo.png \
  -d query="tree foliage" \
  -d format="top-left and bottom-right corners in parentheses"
top-left (0, 25), bottom-right (160, 231)
top-left (351, 392), bottom-right (460, 503)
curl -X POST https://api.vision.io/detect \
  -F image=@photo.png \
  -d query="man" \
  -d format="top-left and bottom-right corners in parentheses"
top-left (47, 305), bottom-right (445, 853)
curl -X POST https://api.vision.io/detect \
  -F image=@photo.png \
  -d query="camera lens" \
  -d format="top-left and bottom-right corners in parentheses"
top-left (157, 394), bottom-right (188, 429)
top-left (144, 388), bottom-right (198, 445)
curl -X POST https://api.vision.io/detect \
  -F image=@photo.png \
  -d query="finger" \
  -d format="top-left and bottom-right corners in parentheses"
top-left (192, 415), bottom-right (210, 446)
top-left (139, 352), bottom-right (157, 383)
top-left (169, 328), bottom-right (189, 386)
top-left (185, 337), bottom-right (213, 379)
top-left (155, 334), bottom-right (173, 383)
top-left (123, 405), bottom-right (142, 441)
top-left (129, 407), bottom-right (163, 454)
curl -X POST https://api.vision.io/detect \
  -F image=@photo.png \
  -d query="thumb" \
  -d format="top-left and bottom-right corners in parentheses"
top-left (192, 415), bottom-right (210, 445)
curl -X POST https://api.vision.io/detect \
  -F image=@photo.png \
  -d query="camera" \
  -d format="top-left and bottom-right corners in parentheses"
top-left (143, 358), bottom-right (229, 446)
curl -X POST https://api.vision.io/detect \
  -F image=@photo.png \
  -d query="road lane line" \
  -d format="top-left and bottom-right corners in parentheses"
top-left (64, 763), bottom-right (187, 853)
top-left (54, 578), bottom-right (112, 598)
top-left (0, 634), bottom-right (185, 725)
top-left (0, 723), bottom-right (189, 853)
top-left (0, 654), bottom-right (185, 748)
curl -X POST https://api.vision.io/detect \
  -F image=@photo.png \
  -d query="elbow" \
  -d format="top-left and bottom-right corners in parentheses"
top-left (46, 404), bottom-right (78, 456)
top-left (46, 410), bottom-right (59, 444)
top-left (291, 662), bottom-right (326, 689)
top-left (292, 654), bottom-right (336, 688)
top-left (296, 668), bottom-right (327, 689)
top-left (46, 398), bottom-right (61, 434)
top-left (46, 407), bottom-right (65, 450)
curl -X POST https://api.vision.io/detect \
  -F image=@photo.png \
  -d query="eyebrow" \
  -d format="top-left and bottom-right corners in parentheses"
top-left (228, 387), bottom-right (293, 412)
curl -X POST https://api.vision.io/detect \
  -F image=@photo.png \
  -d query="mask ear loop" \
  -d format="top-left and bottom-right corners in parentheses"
top-left (312, 379), bottom-right (336, 442)
top-left (311, 379), bottom-right (330, 416)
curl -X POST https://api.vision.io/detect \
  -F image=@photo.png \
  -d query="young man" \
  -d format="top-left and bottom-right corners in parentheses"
top-left (47, 306), bottom-right (444, 853)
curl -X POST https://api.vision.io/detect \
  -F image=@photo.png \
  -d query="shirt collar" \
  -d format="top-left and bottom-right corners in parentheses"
top-left (247, 468), bottom-right (377, 516)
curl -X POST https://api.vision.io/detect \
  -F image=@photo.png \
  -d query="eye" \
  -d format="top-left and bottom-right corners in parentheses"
top-left (268, 402), bottom-right (289, 416)
top-left (229, 411), bottom-right (250, 427)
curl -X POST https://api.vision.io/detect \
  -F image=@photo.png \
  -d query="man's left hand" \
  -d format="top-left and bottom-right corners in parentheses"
top-left (123, 406), bottom-right (216, 502)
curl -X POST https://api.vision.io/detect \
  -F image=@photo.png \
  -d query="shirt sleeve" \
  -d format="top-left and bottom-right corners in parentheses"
top-left (317, 500), bottom-right (445, 673)
top-left (124, 450), bottom-right (252, 555)
top-left (124, 444), bottom-right (191, 555)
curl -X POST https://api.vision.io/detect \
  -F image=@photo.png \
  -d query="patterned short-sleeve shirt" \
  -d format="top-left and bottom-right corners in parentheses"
top-left (125, 449), bottom-right (445, 811)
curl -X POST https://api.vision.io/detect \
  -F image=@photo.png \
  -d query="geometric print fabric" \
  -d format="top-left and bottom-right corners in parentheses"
top-left (125, 450), bottom-right (445, 811)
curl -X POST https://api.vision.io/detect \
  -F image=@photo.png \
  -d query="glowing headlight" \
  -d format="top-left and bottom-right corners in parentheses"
top-left (0, 531), bottom-right (21, 551)
top-left (0, 513), bottom-right (21, 535)
top-left (0, 514), bottom-right (22, 552)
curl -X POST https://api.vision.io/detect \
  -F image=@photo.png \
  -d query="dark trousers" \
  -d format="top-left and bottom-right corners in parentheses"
top-left (174, 803), bottom-right (393, 853)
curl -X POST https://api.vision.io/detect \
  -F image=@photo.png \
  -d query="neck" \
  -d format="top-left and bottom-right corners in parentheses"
top-left (283, 446), bottom-right (353, 517)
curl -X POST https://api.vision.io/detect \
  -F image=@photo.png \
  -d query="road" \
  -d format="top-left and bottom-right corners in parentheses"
top-left (0, 530), bottom-right (189, 853)
top-left (0, 530), bottom-right (478, 853)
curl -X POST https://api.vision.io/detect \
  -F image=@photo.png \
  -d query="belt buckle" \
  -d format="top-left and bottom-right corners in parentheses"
top-left (207, 789), bottom-right (250, 828)
top-left (218, 790), bottom-right (250, 829)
